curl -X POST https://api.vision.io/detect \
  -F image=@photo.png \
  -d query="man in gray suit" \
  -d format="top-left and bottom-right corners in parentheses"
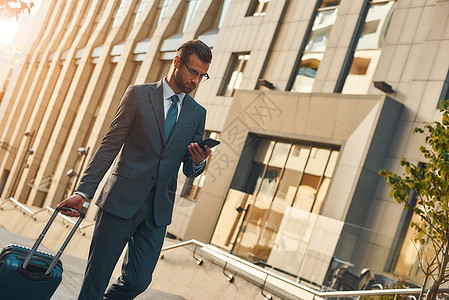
top-left (57, 40), bottom-right (213, 299)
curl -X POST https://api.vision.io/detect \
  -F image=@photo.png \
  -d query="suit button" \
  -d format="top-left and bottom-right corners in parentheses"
top-left (151, 176), bottom-right (156, 180)
top-left (161, 156), bottom-right (164, 160)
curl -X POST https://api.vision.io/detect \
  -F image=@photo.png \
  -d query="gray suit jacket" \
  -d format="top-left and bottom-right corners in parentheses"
top-left (76, 81), bottom-right (206, 226)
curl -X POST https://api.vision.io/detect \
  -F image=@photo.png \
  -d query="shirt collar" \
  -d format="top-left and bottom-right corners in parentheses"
top-left (163, 77), bottom-right (186, 104)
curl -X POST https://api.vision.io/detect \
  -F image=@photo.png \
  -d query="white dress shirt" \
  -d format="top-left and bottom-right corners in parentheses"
top-left (162, 77), bottom-right (185, 120)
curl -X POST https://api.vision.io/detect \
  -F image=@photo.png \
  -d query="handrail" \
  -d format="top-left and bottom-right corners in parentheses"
top-left (0, 197), bottom-right (93, 235)
top-left (253, 260), bottom-right (322, 289)
top-left (160, 239), bottom-right (449, 299)
top-left (0, 197), bottom-right (46, 220)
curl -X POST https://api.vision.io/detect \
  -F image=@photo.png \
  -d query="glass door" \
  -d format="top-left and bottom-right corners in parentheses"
top-left (232, 141), bottom-right (290, 261)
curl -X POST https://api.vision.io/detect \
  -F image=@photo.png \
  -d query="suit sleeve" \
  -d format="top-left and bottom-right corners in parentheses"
top-left (76, 85), bottom-right (137, 198)
top-left (182, 108), bottom-right (206, 178)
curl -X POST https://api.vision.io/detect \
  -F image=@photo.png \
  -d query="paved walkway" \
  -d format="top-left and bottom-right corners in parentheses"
top-left (0, 226), bottom-right (183, 299)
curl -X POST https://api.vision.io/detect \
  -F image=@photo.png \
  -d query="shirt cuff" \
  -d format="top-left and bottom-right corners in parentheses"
top-left (75, 191), bottom-right (90, 200)
top-left (192, 159), bottom-right (206, 171)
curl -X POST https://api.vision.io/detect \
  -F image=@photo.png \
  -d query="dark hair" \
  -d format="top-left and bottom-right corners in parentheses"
top-left (177, 39), bottom-right (212, 63)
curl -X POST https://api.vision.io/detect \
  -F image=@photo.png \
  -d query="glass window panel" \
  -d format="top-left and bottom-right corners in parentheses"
top-left (112, 0), bottom-right (127, 28)
top-left (253, 139), bottom-right (274, 164)
top-left (224, 54), bottom-right (250, 97)
top-left (293, 173), bottom-right (321, 212)
top-left (157, 0), bottom-right (172, 27)
top-left (249, 0), bottom-right (271, 17)
top-left (304, 147), bottom-right (331, 176)
top-left (133, 0), bottom-right (147, 27)
top-left (256, 166), bottom-right (282, 208)
top-left (291, 1), bottom-right (340, 93)
top-left (292, 53), bottom-right (323, 93)
top-left (319, 6), bottom-right (339, 23)
top-left (182, 0), bottom-right (202, 33)
top-left (286, 144), bottom-right (310, 171)
top-left (268, 142), bottom-right (290, 168)
top-left (393, 211), bottom-right (422, 276)
top-left (356, 1), bottom-right (396, 50)
top-left (234, 204), bottom-right (267, 259)
top-left (306, 31), bottom-right (327, 52)
top-left (218, 0), bottom-right (231, 29)
top-left (312, 177), bottom-right (330, 214)
top-left (212, 189), bottom-right (249, 249)
top-left (263, 140), bottom-right (275, 164)
top-left (95, 0), bottom-right (108, 23)
top-left (209, 132), bottom-right (217, 139)
top-left (273, 168), bottom-right (302, 208)
top-left (257, 208), bottom-right (284, 256)
top-left (342, 1), bottom-right (396, 94)
top-left (221, 136), bottom-right (340, 263)
top-left (305, 7), bottom-right (339, 52)
top-left (324, 150), bottom-right (339, 177)
top-left (300, 173), bottom-right (321, 189)
top-left (254, 0), bottom-right (270, 17)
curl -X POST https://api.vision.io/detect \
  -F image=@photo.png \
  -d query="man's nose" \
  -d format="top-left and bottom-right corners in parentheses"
top-left (192, 76), bottom-right (200, 84)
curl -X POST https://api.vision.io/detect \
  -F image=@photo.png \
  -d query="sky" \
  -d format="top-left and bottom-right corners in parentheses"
top-left (0, 19), bottom-right (21, 45)
top-left (0, 0), bottom-right (41, 45)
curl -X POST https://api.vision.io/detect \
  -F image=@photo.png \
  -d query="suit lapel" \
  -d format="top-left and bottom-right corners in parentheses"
top-left (147, 81), bottom-right (165, 144)
top-left (165, 94), bottom-right (196, 148)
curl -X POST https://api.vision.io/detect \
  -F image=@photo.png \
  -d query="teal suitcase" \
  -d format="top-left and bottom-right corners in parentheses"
top-left (0, 207), bottom-right (84, 300)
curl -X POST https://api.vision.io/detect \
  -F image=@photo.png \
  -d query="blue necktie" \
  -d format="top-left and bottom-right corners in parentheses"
top-left (165, 95), bottom-right (179, 142)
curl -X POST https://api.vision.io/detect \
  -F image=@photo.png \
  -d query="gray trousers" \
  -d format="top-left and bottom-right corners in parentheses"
top-left (78, 188), bottom-right (167, 300)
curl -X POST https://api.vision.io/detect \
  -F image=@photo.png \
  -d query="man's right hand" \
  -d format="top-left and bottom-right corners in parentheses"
top-left (56, 193), bottom-right (86, 217)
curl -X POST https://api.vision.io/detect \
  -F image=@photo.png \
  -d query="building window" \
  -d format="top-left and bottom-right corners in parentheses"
top-left (159, 0), bottom-right (203, 58)
top-left (182, 0), bottom-right (202, 33)
top-left (181, 131), bottom-right (219, 200)
top-left (290, 0), bottom-right (341, 93)
top-left (95, 0), bottom-right (108, 23)
top-left (157, 0), bottom-right (173, 27)
top-left (219, 53), bottom-right (250, 97)
top-left (133, 0), bottom-right (147, 27)
top-left (211, 135), bottom-right (340, 262)
top-left (217, 0), bottom-right (231, 29)
top-left (197, 0), bottom-right (231, 48)
top-left (246, 0), bottom-right (270, 17)
top-left (112, 0), bottom-right (128, 28)
top-left (386, 162), bottom-right (424, 277)
top-left (338, 0), bottom-right (396, 94)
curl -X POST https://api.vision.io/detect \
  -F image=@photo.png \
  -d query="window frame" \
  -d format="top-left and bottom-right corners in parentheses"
top-left (218, 53), bottom-right (250, 97)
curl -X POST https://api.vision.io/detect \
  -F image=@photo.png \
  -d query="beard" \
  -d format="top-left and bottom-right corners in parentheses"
top-left (174, 70), bottom-right (196, 94)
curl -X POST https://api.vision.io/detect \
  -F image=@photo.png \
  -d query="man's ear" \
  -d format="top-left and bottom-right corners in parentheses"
top-left (173, 55), bottom-right (180, 69)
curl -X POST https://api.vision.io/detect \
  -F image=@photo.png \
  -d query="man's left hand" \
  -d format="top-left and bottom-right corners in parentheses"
top-left (188, 143), bottom-right (211, 164)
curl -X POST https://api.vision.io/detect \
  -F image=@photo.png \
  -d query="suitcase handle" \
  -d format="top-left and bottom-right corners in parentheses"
top-left (57, 206), bottom-right (86, 218)
top-left (22, 206), bottom-right (84, 275)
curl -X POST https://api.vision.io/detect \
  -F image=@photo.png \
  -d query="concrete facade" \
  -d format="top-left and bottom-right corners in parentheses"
top-left (1, 0), bottom-right (448, 287)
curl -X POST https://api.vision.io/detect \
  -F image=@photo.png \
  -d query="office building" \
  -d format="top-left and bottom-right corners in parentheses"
top-left (1, 0), bottom-right (448, 286)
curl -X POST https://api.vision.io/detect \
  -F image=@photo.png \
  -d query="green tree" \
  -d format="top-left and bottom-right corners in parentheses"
top-left (379, 100), bottom-right (449, 300)
top-left (0, 0), bottom-right (34, 21)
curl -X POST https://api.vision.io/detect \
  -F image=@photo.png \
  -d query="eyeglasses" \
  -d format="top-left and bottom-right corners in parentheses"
top-left (180, 58), bottom-right (210, 82)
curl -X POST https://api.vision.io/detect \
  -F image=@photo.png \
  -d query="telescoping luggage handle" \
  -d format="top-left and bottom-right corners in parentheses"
top-left (22, 207), bottom-right (85, 275)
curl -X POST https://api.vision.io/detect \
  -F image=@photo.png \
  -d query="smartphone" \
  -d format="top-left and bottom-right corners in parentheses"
top-left (198, 138), bottom-right (220, 150)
